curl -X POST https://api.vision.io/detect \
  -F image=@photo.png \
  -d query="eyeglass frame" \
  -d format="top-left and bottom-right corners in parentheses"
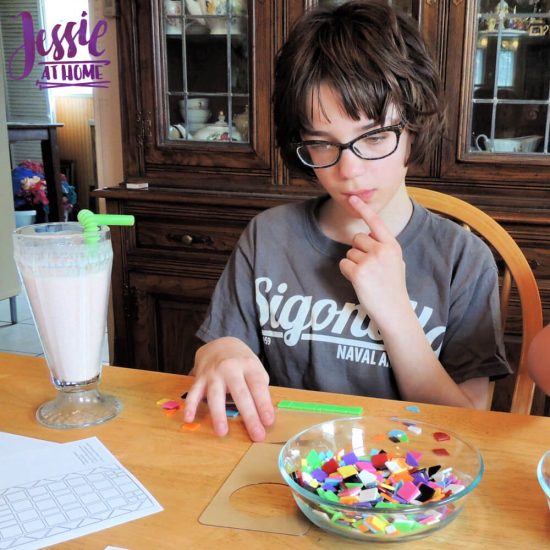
top-left (292, 121), bottom-right (406, 169)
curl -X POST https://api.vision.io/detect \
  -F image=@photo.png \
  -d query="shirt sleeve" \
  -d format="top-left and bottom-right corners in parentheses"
top-left (440, 256), bottom-right (512, 384)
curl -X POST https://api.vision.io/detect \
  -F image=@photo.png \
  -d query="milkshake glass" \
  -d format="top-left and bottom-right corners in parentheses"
top-left (13, 222), bottom-right (122, 428)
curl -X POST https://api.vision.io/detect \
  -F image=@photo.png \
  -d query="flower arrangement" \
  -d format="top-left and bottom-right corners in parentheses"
top-left (12, 163), bottom-right (49, 212)
top-left (12, 160), bottom-right (78, 221)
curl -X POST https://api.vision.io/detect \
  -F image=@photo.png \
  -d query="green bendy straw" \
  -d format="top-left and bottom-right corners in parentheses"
top-left (77, 209), bottom-right (135, 244)
top-left (277, 400), bottom-right (363, 416)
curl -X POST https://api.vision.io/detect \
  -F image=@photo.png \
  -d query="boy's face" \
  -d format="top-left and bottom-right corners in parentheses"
top-left (302, 84), bottom-right (412, 220)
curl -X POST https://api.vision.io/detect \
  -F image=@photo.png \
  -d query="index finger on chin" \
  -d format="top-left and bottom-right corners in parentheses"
top-left (348, 195), bottom-right (392, 242)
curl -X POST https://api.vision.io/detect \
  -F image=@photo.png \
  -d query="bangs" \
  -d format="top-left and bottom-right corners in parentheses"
top-left (273, 0), bottom-right (445, 176)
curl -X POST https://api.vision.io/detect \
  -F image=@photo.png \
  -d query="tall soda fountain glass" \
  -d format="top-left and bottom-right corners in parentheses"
top-left (13, 221), bottom-right (122, 428)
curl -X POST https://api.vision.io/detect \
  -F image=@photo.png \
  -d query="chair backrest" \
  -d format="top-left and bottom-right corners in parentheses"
top-left (408, 186), bottom-right (543, 414)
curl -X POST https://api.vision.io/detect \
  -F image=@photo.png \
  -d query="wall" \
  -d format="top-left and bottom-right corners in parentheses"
top-left (54, 95), bottom-right (95, 209)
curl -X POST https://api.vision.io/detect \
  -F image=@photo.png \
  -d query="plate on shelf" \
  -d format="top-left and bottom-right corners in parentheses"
top-left (478, 29), bottom-right (528, 36)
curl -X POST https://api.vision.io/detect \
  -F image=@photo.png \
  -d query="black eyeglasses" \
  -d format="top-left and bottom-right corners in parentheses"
top-left (293, 121), bottom-right (406, 169)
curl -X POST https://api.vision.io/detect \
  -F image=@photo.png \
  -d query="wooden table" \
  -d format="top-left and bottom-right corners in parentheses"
top-left (1, 351), bottom-right (549, 549)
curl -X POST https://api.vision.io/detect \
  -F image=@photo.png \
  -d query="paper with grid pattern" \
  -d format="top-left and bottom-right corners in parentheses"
top-left (0, 436), bottom-right (162, 549)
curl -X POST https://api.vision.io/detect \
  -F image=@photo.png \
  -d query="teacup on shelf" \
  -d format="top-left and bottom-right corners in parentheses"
top-left (476, 134), bottom-right (543, 153)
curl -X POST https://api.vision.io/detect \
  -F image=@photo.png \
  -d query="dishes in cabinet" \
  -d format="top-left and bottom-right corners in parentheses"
top-left (178, 99), bottom-right (211, 129)
top-left (184, 0), bottom-right (245, 34)
top-left (187, 97), bottom-right (210, 110)
top-left (169, 124), bottom-right (190, 139)
top-left (233, 105), bottom-right (249, 141)
top-left (478, 29), bottom-right (527, 36)
top-left (181, 108), bottom-right (210, 124)
top-left (475, 134), bottom-right (543, 153)
top-left (164, 0), bottom-right (183, 35)
top-left (192, 111), bottom-right (242, 141)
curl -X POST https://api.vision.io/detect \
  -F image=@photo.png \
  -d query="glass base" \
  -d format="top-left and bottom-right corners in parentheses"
top-left (36, 385), bottom-right (122, 429)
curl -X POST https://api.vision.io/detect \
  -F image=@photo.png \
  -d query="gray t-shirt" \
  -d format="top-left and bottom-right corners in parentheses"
top-left (197, 196), bottom-right (510, 399)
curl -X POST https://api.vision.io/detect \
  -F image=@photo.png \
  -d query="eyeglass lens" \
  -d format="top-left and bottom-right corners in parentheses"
top-left (297, 128), bottom-right (399, 168)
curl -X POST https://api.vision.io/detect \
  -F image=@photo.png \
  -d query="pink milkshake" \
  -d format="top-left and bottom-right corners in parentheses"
top-left (13, 222), bottom-right (122, 428)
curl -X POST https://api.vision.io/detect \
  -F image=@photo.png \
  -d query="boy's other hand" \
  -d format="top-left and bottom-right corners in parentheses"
top-left (339, 195), bottom-right (410, 327)
top-left (183, 337), bottom-right (275, 441)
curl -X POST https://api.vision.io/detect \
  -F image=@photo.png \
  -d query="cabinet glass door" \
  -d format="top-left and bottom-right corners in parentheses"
top-left (470, 0), bottom-right (550, 156)
top-left (317, 0), bottom-right (416, 16)
top-left (126, 0), bottom-right (274, 184)
top-left (163, 0), bottom-right (249, 142)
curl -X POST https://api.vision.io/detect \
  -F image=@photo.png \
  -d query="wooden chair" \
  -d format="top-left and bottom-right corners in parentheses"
top-left (408, 186), bottom-right (543, 415)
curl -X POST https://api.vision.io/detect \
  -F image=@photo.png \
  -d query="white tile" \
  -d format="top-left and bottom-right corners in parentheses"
top-left (0, 322), bottom-right (44, 355)
top-left (0, 299), bottom-right (10, 323)
top-left (0, 298), bottom-right (17, 324)
top-left (0, 290), bottom-right (33, 324)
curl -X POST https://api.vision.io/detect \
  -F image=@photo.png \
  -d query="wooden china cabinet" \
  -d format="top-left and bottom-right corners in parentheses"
top-left (96, 0), bottom-right (550, 410)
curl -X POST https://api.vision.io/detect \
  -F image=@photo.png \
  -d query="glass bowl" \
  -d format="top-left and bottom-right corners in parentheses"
top-left (537, 450), bottom-right (550, 509)
top-left (279, 416), bottom-right (484, 542)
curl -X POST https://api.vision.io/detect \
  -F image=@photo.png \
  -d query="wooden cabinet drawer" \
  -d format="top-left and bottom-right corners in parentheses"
top-left (136, 218), bottom-right (242, 254)
top-left (125, 202), bottom-right (260, 259)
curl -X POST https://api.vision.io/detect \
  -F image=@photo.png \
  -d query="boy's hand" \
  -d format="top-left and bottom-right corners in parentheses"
top-left (339, 195), bottom-right (410, 328)
top-left (183, 337), bottom-right (275, 441)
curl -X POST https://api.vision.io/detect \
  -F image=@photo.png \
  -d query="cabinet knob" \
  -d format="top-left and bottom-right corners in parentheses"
top-left (166, 233), bottom-right (213, 246)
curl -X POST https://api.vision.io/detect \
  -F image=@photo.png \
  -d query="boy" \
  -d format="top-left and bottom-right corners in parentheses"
top-left (183, 0), bottom-right (510, 441)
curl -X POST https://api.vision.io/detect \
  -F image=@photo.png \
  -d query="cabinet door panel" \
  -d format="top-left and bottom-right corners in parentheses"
top-left (440, 0), bottom-right (550, 185)
top-left (127, 271), bottom-right (213, 374)
top-left (121, 0), bottom-right (275, 185)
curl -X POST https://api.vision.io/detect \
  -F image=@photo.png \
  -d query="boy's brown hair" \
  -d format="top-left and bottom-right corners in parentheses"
top-left (273, 0), bottom-right (445, 176)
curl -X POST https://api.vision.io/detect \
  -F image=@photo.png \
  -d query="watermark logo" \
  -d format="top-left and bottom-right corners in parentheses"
top-left (7, 10), bottom-right (110, 90)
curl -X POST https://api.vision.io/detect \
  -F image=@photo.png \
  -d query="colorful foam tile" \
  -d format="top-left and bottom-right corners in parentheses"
top-left (396, 481), bottom-right (421, 503)
top-left (433, 431), bottom-right (451, 442)
top-left (161, 400), bottom-right (181, 410)
top-left (337, 465), bottom-right (358, 479)
top-left (156, 398), bottom-right (170, 406)
top-left (387, 429), bottom-right (408, 442)
top-left (405, 405), bottom-right (420, 413)
top-left (322, 457), bottom-right (339, 474)
top-left (406, 455), bottom-right (421, 472)
top-left (432, 448), bottom-right (450, 456)
top-left (342, 451), bottom-right (358, 465)
top-left (181, 422), bottom-right (201, 431)
top-left (306, 449), bottom-right (323, 469)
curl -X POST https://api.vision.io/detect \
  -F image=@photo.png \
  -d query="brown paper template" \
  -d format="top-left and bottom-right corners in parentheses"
top-left (264, 409), bottom-right (351, 444)
top-left (199, 443), bottom-right (310, 535)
